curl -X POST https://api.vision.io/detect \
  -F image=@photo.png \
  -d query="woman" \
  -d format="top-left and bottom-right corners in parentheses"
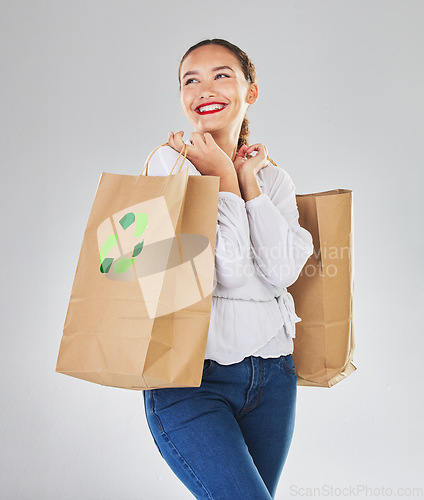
top-left (143, 39), bottom-right (313, 499)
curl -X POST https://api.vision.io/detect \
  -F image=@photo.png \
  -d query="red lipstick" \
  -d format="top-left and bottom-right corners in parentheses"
top-left (195, 102), bottom-right (228, 115)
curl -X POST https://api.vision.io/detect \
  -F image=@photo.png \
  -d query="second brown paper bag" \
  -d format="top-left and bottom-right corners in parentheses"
top-left (288, 189), bottom-right (356, 387)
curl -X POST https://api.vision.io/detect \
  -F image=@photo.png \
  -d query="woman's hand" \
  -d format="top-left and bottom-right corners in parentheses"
top-left (167, 131), bottom-right (235, 177)
top-left (233, 143), bottom-right (269, 177)
top-left (234, 143), bottom-right (269, 202)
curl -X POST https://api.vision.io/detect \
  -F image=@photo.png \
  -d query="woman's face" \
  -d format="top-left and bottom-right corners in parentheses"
top-left (179, 44), bottom-right (258, 137)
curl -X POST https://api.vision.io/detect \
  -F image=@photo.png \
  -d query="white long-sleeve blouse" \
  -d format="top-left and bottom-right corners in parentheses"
top-left (144, 143), bottom-right (314, 365)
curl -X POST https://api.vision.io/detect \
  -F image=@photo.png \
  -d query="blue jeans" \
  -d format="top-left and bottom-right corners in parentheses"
top-left (142, 355), bottom-right (297, 499)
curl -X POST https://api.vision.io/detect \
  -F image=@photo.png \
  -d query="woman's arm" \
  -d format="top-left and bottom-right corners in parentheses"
top-left (242, 165), bottom-right (314, 289)
top-left (145, 146), bottom-right (251, 290)
top-left (214, 191), bottom-right (250, 289)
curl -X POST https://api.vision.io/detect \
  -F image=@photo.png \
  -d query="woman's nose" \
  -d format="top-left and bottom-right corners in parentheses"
top-left (199, 81), bottom-right (215, 98)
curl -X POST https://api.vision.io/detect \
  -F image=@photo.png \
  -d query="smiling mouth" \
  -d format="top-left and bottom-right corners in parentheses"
top-left (195, 103), bottom-right (228, 115)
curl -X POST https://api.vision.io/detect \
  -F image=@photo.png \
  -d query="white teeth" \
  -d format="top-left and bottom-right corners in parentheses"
top-left (197, 104), bottom-right (226, 113)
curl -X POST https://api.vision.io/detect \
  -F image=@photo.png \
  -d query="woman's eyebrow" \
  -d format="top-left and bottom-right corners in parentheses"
top-left (182, 65), bottom-right (235, 80)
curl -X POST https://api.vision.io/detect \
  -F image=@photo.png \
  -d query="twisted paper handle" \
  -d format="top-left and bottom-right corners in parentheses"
top-left (141, 142), bottom-right (188, 176)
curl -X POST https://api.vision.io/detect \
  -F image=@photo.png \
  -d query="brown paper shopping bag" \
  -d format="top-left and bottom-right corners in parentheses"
top-left (56, 143), bottom-right (220, 390)
top-left (288, 189), bottom-right (356, 388)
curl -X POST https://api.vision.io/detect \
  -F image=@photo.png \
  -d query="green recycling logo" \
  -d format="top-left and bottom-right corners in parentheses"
top-left (97, 196), bottom-right (214, 319)
top-left (99, 212), bottom-right (148, 275)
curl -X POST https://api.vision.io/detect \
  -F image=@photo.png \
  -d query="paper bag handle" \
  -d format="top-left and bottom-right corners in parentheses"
top-left (141, 142), bottom-right (189, 176)
top-left (141, 141), bottom-right (277, 176)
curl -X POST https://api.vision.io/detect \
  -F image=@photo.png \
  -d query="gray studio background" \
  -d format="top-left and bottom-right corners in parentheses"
top-left (1, 1), bottom-right (423, 499)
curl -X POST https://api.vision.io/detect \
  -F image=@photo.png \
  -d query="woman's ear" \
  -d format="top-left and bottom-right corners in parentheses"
top-left (246, 83), bottom-right (259, 104)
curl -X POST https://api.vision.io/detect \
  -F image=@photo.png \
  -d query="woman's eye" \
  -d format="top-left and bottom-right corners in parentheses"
top-left (184, 74), bottom-right (229, 85)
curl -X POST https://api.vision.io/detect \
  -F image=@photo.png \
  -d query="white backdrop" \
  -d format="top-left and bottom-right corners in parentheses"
top-left (1, 1), bottom-right (423, 499)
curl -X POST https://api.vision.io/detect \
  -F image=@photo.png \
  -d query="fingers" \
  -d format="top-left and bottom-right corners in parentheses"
top-left (191, 131), bottom-right (207, 147)
top-left (167, 131), bottom-right (177, 151)
top-left (246, 143), bottom-right (266, 153)
top-left (246, 143), bottom-right (267, 158)
top-left (235, 144), bottom-right (248, 158)
top-left (167, 131), bottom-right (183, 146)
top-left (203, 132), bottom-right (216, 146)
top-left (168, 130), bottom-right (184, 150)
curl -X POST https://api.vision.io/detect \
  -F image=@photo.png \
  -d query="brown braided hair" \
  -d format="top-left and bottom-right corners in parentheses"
top-left (178, 39), bottom-right (257, 153)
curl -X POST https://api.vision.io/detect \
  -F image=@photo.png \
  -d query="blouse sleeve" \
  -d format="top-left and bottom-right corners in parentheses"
top-left (214, 192), bottom-right (251, 289)
top-left (144, 146), bottom-right (251, 290)
top-left (244, 166), bottom-right (314, 289)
